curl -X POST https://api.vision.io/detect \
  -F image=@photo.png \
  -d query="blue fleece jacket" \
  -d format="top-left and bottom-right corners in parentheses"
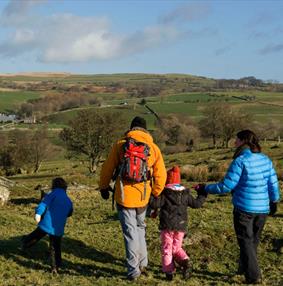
top-left (36, 188), bottom-right (73, 236)
top-left (205, 148), bottom-right (280, 214)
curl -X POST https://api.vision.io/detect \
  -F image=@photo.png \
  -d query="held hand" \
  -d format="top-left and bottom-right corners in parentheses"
top-left (194, 184), bottom-right (207, 197)
top-left (35, 214), bottom-right (41, 223)
top-left (100, 186), bottom-right (113, 200)
top-left (150, 209), bottom-right (158, 219)
top-left (269, 201), bottom-right (277, 216)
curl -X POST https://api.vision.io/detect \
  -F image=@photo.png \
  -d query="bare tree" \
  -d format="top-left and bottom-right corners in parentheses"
top-left (199, 104), bottom-right (223, 147)
top-left (11, 128), bottom-right (54, 173)
top-left (31, 127), bottom-right (55, 173)
top-left (0, 128), bottom-right (54, 174)
top-left (60, 109), bottom-right (126, 173)
top-left (199, 103), bottom-right (252, 148)
top-left (153, 114), bottom-right (200, 153)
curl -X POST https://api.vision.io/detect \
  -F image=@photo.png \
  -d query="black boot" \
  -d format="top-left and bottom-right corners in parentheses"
top-left (180, 259), bottom-right (193, 280)
top-left (245, 276), bottom-right (262, 284)
top-left (165, 273), bottom-right (173, 281)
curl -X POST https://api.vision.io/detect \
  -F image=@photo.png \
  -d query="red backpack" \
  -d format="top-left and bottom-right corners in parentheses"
top-left (117, 138), bottom-right (150, 201)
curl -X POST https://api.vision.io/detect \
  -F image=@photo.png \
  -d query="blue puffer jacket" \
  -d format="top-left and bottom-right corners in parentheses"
top-left (36, 188), bottom-right (73, 236)
top-left (205, 148), bottom-right (280, 214)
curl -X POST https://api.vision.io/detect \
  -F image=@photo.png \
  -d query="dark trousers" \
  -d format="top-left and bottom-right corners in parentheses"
top-left (22, 227), bottom-right (62, 269)
top-left (233, 209), bottom-right (267, 282)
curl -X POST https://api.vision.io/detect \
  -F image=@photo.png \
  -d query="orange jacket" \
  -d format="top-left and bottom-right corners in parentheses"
top-left (99, 128), bottom-right (166, 208)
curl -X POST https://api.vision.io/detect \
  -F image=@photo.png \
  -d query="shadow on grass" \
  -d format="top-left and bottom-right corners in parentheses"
top-left (193, 269), bottom-right (235, 283)
top-left (12, 173), bottom-right (61, 180)
top-left (0, 235), bottom-right (125, 277)
top-left (273, 213), bottom-right (283, 218)
top-left (105, 212), bottom-right (119, 221)
top-left (85, 212), bottom-right (120, 225)
top-left (272, 238), bottom-right (283, 254)
top-left (10, 197), bottom-right (40, 205)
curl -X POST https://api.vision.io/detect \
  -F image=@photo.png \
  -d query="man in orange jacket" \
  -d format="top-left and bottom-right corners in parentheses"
top-left (99, 116), bottom-right (166, 280)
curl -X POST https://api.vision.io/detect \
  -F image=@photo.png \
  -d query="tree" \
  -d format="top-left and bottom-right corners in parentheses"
top-left (0, 128), bottom-right (54, 175)
top-left (0, 146), bottom-right (14, 175)
top-left (60, 109), bottom-right (126, 173)
top-left (220, 107), bottom-right (250, 147)
top-left (17, 102), bottom-right (34, 118)
top-left (153, 114), bottom-right (200, 153)
top-left (199, 103), bottom-right (252, 148)
top-left (9, 127), bottom-right (54, 173)
top-left (199, 105), bottom-right (222, 148)
top-left (30, 127), bottom-right (55, 173)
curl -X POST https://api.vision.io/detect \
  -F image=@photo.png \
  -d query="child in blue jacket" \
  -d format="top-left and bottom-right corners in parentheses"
top-left (22, 177), bottom-right (73, 274)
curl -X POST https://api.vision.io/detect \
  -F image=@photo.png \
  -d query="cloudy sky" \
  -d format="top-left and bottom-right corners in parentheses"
top-left (0, 0), bottom-right (282, 82)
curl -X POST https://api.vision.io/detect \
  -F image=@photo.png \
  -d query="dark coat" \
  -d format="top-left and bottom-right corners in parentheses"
top-left (149, 187), bottom-right (206, 232)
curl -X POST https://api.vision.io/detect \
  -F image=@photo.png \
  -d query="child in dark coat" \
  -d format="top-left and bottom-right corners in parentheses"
top-left (150, 166), bottom-right (206, 281)
top-left (22, 177), bottom-right (73, 274)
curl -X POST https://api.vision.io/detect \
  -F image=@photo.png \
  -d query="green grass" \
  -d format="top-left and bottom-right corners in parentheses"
top-left (0, 91), bottom-right (41, 112)
top-left (0, 146), bottom-right (282, 286)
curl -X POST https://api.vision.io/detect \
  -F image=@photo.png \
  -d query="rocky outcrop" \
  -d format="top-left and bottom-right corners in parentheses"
top-left (0, 177), bottom-right (15, 205)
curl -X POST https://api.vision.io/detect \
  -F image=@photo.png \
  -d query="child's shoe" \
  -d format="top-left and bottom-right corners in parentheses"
top-left (19, 236), bottom-right (27, 251)
top-left (180, 259), bottom-right (193, 279)
top-left (165, 273), bottom-right (173, 281)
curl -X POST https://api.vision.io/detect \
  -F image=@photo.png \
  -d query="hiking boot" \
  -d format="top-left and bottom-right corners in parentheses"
top-left (140, 267), bottom-right (149, 276)
top-left (165, 273), bottom-right (173, 281)
top-left (180, 259), bottom-right (193, 280)
top-left (20, 235), bottom-right (27, 251)
top-left (245, 277), bottom-right (262, 284)
top-left (127, 274), bottom-right (140, 281)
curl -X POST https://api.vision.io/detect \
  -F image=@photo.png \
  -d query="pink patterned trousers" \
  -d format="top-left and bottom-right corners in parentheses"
top-left (160, 230), bottom-right (189, 273)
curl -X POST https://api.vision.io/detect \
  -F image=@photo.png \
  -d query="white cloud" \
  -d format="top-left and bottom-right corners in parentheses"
top-left (0, 1), bottom-right (189, 63)
top-left (0, 7), bottom-right (182, 63)
top-left (14, 29), bottom-right (35, 44)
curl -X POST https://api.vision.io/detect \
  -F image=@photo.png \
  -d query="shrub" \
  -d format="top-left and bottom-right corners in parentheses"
top-left (277, 169), bottom-right (283, 181)
top-left (182, 165), bottom-right (209, 182)
top-left (163, 144), bottom-right (187, 155)
top-left (208, 161), bottom-right (229, 181)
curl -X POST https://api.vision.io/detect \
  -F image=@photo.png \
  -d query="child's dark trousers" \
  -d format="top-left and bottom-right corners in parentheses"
top-left (22, 227), bottom-right (62, 270)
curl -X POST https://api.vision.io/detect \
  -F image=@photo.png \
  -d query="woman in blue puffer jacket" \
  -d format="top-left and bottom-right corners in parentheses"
top-left (196, 130), bottom-right (280, 284)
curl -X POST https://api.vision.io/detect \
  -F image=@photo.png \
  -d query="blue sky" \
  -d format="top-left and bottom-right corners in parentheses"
top-left (0, 0), bottom-right (282, 82)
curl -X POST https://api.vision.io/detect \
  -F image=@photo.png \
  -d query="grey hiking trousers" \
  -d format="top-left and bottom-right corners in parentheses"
top-left (117, 204), bottom-right (148, 279)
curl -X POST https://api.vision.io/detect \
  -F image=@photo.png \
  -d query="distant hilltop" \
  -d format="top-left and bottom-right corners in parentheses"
top-left (0, 72), bottom-right (71, 77)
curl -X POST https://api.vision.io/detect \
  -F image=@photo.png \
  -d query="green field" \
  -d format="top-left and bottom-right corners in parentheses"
top-left (0, 91), bottom-right (41, 112)
top-left (0, 74), bottom-right (283, 127)
top-left (42, 90), bottom-right (283, 127)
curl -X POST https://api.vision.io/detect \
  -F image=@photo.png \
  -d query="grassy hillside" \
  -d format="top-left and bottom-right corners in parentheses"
top-left (0, 91), bottom-right (41, 113)
top-left (0, 145), bottom-right (282, 286)
top-left (42, 90), bottom-right (283, 127)
top-left (0, 73), bottom-right (283, 127)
